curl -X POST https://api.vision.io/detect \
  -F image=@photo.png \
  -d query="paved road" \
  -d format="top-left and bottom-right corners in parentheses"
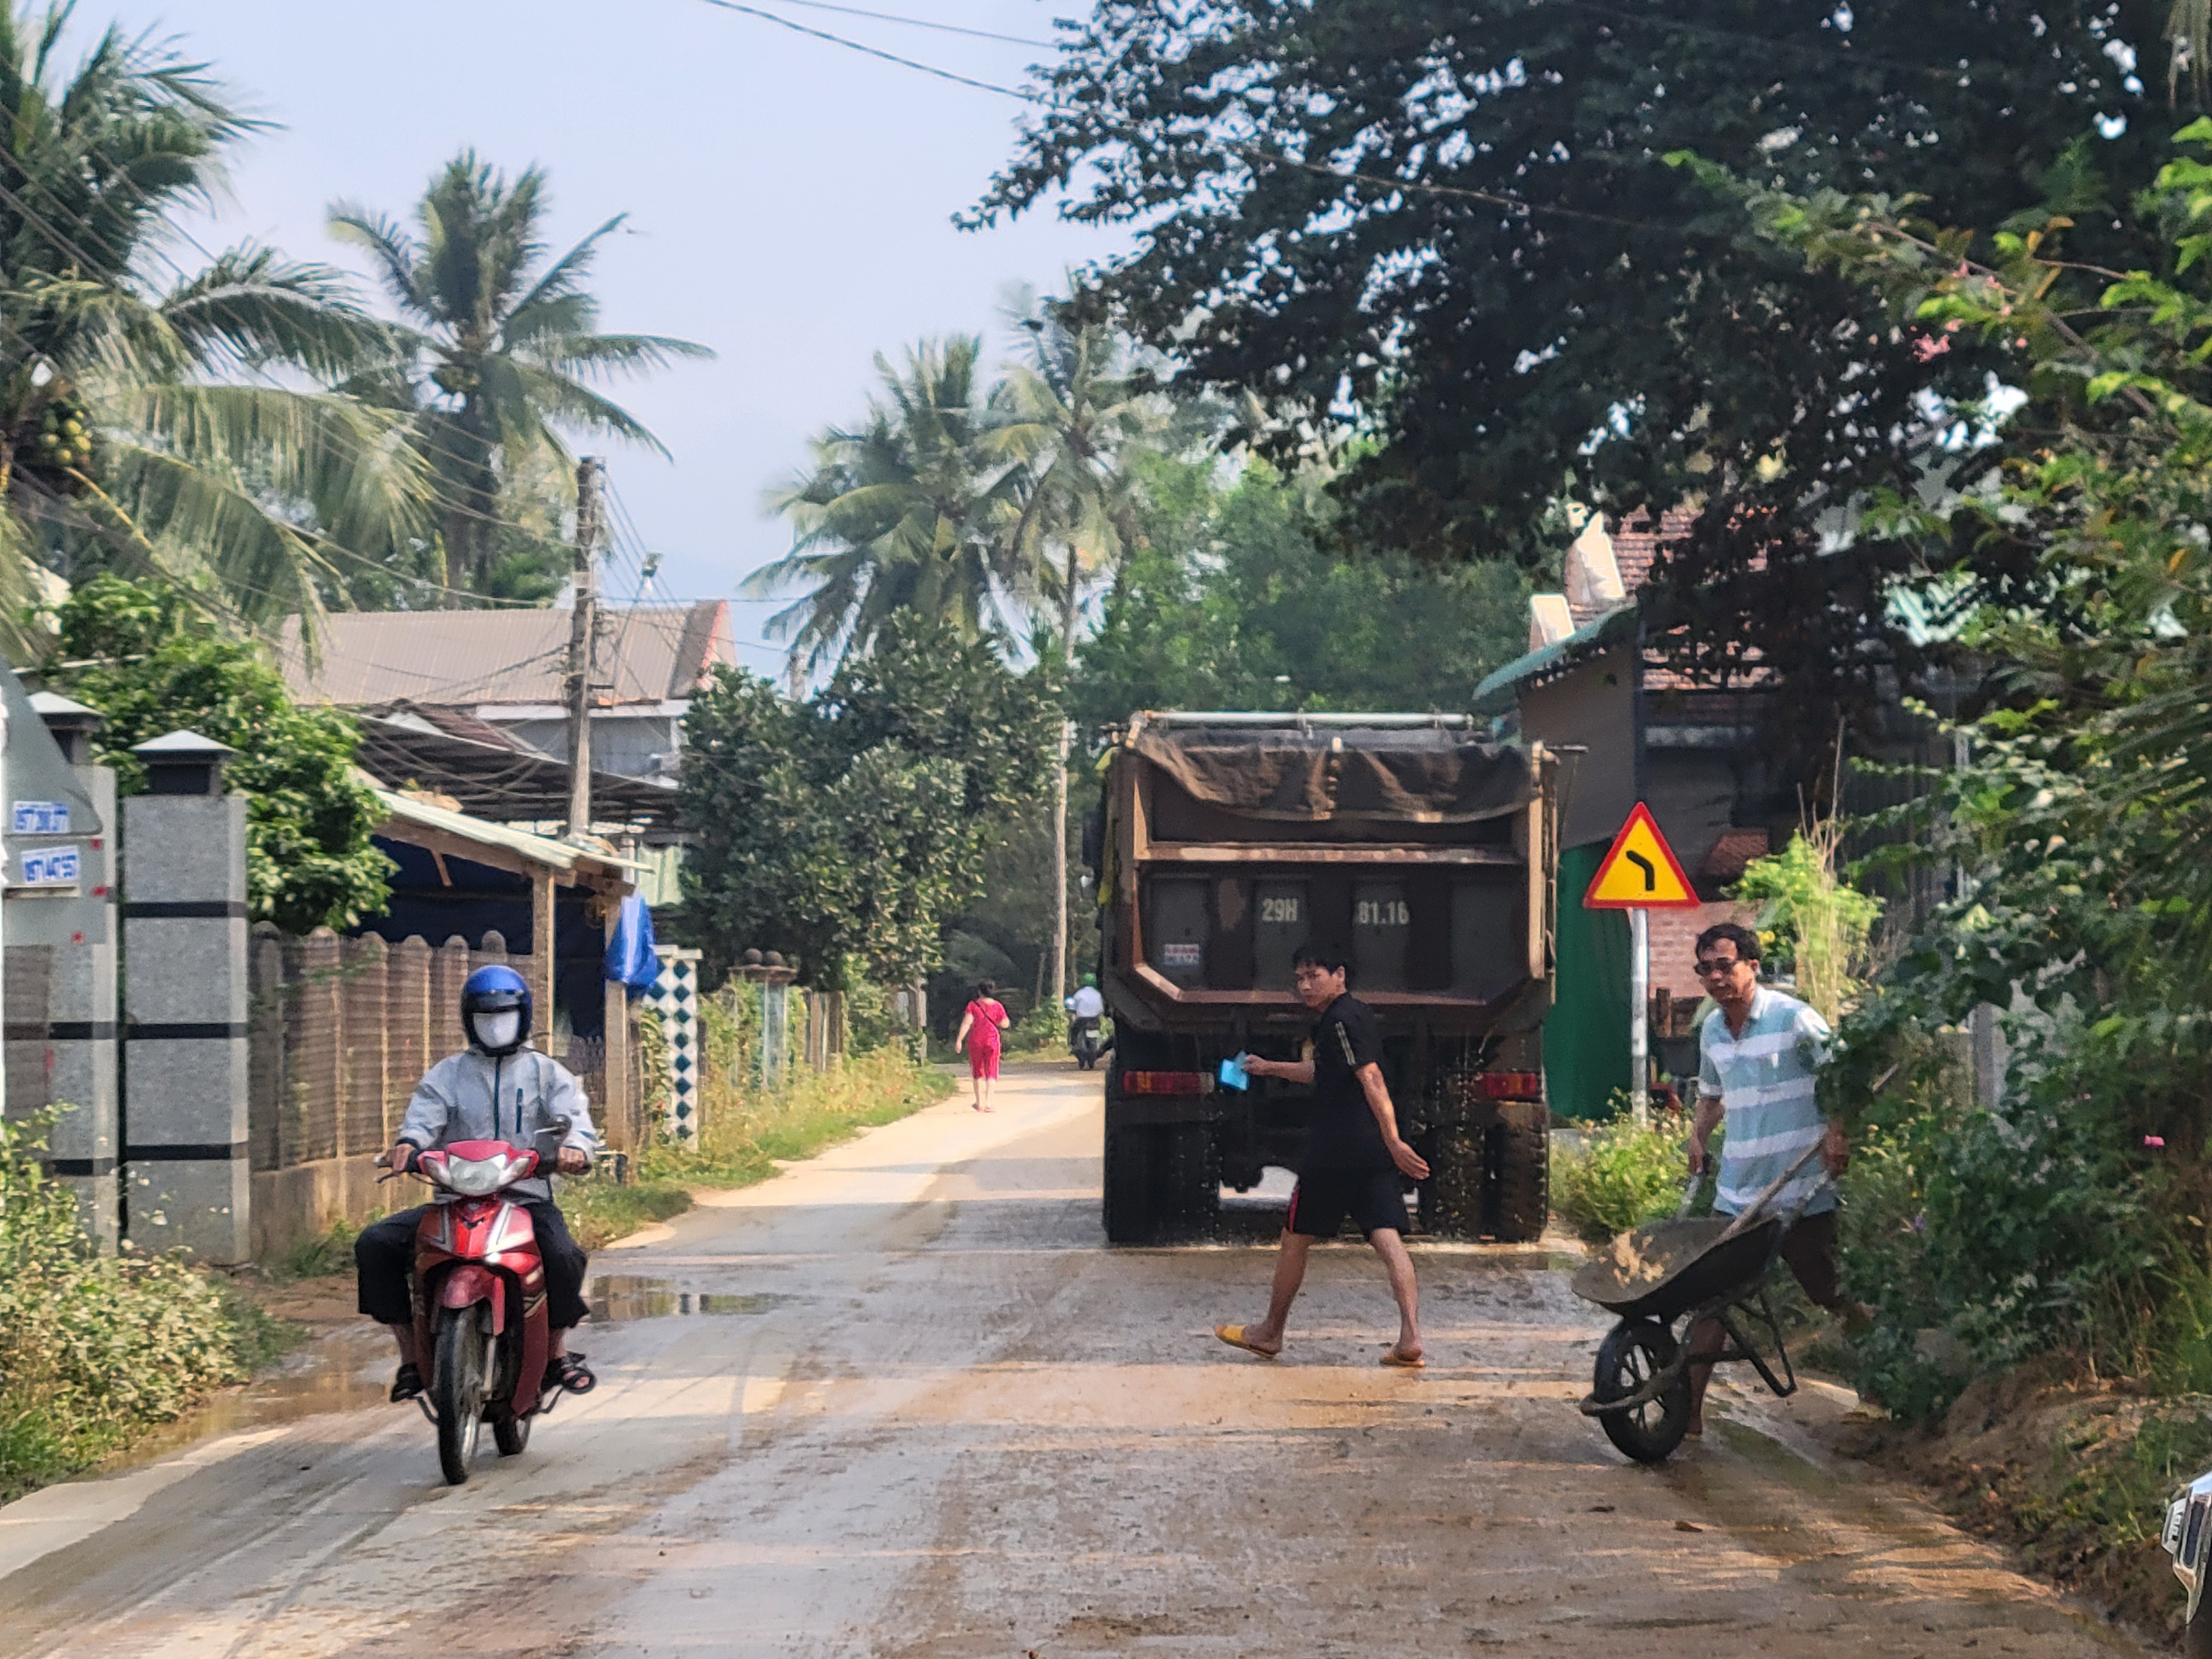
top-left (0, 1063), bottom-right (2148, 1656)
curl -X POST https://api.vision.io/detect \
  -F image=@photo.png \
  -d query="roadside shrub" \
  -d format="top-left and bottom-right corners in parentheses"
top-left (0, 1113), bottom-right (259, 1498)
top-left (1552, 1106), bottom-right (1697, 1242)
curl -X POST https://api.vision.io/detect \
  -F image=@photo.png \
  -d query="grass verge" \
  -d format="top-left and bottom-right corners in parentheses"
top-left (0, 1114), bottom-right (292, 1503)
top-left (557, 1046), bottom-right (953, 1250)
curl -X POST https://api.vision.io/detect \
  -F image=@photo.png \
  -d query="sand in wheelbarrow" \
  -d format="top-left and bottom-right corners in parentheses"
top-left (1569, 1216), bottom-right (1734, 1309)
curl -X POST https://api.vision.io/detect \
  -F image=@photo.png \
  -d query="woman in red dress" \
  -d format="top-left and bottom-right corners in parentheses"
top-left (953, 979), bottom-right (1012, 1111)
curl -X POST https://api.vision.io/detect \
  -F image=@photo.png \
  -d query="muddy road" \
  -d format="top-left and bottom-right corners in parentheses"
top-left (0, 1063), bottom-right (2151, 1656)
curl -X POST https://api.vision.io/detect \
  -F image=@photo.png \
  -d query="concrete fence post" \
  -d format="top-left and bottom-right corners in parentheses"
top-left (343, 934), bottom-right (388, 1156)
top-left (390, 935), bottom-right (431, 1170)
top-left (647, 947), bottom-right (702, 1141)
top-left (247, 926), bottom-right (284, 1174)
top-left (433, 936), bottom-right (470, 1058)
top-left (287, 928), bottom-right (342, 1165)
top-left (121, 731), bottom-right (250, 1263)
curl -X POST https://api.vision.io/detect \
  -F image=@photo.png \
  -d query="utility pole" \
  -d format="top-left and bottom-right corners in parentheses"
top-left (1050, 717), bottom-right (1070, 1011)
top-left (564, 456), bottom-right (604, 841)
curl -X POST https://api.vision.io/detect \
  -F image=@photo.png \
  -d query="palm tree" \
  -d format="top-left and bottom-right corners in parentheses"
top-left (329, 153), bottom-right (712, 599)
top-left (749, 336), bottom-right (1033, 674)
top-left (0, 5), bottom-right (426, 640)
top-left (994, 286), bottom-right (1178, 1003)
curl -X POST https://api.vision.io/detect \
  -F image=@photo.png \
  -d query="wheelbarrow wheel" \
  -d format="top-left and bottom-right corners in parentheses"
top-left (1593, 1318), bottom-right (1692, 1464)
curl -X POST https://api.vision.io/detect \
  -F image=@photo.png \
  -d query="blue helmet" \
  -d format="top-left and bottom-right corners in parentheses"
top-left (461, 963), bottom-right (531, 1055)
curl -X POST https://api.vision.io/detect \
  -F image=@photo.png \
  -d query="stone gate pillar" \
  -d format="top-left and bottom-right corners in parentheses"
top-left (16, 690), bottom-right (118, 1250)
top-left (122, 731), bottom-right (249, 1263)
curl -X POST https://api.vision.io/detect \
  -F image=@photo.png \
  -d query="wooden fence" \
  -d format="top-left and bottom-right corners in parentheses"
top-left (246, 924), bottom-right (644, 1261)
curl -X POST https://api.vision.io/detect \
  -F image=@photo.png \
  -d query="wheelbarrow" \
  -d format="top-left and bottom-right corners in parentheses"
top-left (1570, 1140), bottom-right (1830, 1463)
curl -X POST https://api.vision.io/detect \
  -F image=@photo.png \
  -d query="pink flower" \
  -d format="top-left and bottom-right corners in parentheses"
top-left (1913, 334), bottom-right (1951, 362)
top-left (2145, 1135), bottom-right (2167, 1149)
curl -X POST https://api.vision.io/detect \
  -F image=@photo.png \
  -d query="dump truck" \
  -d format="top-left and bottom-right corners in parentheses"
top-left (1090, 712), bottom-right (1559, 1245)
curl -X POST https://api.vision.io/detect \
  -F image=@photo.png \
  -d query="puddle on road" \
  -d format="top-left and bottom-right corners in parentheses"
top-left (588, 1275), bottom-right (798, 1322)
top-left (95, 1323), bottom-right (392, 1476)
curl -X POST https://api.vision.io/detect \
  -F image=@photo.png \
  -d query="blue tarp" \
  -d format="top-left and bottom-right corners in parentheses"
top-left (603, 893), bottom-right (659, 997)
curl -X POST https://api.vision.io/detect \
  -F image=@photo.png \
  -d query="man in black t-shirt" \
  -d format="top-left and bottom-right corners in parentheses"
top-left (1214, 942), bottom-right (1432, 1367)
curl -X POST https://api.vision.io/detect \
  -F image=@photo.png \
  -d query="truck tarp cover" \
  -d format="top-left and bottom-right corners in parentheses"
top-left (1131, 724), bottom-right (1531, 823)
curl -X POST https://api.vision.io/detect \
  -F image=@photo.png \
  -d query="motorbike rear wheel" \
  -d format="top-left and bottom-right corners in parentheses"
top-left (433, 1307), bottom-right (490, 1485)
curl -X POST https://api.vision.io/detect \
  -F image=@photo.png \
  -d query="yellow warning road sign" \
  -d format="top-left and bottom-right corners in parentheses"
top-left (1583, 802), bottom-right (1700, 910)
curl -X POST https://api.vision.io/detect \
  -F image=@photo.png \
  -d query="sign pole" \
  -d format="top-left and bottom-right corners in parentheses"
top-left (1583, 802), bottom-right (1697, 1128)
top-left (1629, 906), bottom-right (1648, 1127)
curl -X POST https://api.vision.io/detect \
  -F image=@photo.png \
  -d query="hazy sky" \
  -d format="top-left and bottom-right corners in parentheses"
top-left (91, 0), bottom-right (1128, 668)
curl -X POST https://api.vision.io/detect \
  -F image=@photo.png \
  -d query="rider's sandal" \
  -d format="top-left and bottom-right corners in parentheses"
top-left (545, 1352), bottom-right (596, 1396)
top-left (390, 1362), bottom-right (424, 1403)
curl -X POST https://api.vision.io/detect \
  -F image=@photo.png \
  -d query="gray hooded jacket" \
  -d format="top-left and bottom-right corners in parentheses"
top-left (396, 1046), bottom-right (598, 1203)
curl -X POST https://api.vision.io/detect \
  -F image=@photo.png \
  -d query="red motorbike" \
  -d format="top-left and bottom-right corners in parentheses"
top-left (382, 1117), bottom-right (578, 1485)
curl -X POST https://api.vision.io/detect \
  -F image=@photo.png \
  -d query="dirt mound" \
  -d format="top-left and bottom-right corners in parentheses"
top-left (1845, 1355), bottom-right (2212, 1645)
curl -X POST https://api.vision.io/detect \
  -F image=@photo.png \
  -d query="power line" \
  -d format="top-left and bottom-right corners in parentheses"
top-left (695, 0), bottom-right (1031, 97)
top-left (759, 0), bottom-right (1051, 47)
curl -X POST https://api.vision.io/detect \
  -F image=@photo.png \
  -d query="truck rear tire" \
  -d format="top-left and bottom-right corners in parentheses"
top-left (1102, 1120), bottom-right (1218, 1244)
top-left (1418, 1126), bottom-right (1485, 1239)
top-left (1487, 1100), bottom-right (1551, 1243)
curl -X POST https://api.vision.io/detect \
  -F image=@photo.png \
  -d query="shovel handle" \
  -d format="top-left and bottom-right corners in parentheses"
top-left (1713, 1137), bottom-right (1828, 1243)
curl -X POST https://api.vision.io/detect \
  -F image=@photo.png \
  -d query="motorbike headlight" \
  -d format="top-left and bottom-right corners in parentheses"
top-left (441, 1153), bottom-right (513, 1197)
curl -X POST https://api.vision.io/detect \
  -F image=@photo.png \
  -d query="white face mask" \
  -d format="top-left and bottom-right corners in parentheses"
top-left (471, 1008), bottom-right (522, 1052)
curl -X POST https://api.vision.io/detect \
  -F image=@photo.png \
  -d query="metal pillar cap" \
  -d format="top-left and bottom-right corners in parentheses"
top-left (29, 690), bottom-right (103, 765)
top-left (129, 729), bottom-right (235, 796)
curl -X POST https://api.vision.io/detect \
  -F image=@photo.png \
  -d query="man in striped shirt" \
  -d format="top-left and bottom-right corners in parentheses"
top-left (1685, 922), bottom-right (1855, 1436)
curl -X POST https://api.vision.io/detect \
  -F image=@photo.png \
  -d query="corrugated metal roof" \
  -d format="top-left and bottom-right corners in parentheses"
top-left (368, 776), bottom-right (645, 881)
top-left (279, 601), bottom-right (733, 707)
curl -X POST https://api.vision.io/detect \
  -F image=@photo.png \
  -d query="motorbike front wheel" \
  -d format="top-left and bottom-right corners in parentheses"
top-left (433, 1306), bottom-right (490, 1485)
top-left (492, 1407), bottom-right (532, 1458)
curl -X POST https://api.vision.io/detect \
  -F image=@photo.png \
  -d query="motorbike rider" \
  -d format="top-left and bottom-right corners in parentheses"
top-left (354, 964), bottom-right (600, 1403)
top-left (1065, 973), bottom-right (1107, 1052)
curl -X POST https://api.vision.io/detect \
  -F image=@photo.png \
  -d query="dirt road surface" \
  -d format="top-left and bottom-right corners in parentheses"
top-left (0, 1063), bottom-right (2155, 1657)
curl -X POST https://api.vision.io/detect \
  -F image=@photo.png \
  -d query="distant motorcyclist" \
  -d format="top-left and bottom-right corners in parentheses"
top-left (355, 964), bottom-right (600, 1403)
top-left (1065, 974), bottom-right (1107, 1052)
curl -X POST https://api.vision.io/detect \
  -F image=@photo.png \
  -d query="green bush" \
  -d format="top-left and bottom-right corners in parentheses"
top-left (1552, 1107), bottom-right (1700, 1242)
top-left (0, 1113), bottom-right (264, 1499)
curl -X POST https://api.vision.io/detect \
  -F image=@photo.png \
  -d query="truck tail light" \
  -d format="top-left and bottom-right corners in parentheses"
top-left (1474, 1071), bottom-right (1543, 1100)
top-left (1121, 1070), bottom-right (1210, 1096)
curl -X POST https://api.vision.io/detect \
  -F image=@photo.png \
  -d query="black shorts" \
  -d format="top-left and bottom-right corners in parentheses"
top-left (1287, 1167), bottom-right (1409, 1239)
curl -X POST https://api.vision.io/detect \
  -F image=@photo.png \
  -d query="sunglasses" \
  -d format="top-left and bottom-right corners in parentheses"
top-left (1694, 957), bottom-right (1744, 978)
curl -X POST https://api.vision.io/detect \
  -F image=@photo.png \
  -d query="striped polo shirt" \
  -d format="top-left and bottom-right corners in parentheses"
top-left (1697, 986), bottom-right (1836, 1217)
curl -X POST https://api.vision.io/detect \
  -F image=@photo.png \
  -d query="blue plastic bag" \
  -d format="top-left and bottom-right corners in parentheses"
top-left (603, 893), bottom-right (659, 997)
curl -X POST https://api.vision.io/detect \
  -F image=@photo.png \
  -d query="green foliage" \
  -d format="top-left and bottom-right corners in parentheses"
top-left (1734, 825), bottom-right (1883, 1023)
top-left (1071, 457), bottom-right (1530, 727)
top-left (0, 5), bottom-right (431, 636)
top-left (0, 1112), bottom-right (262, 1499)
top-left (275, 1218), bottom-right (358, 1281)
top-left (48, 575), bottom-right (392, 933)
top-left (330, 150), bottom-right (712, 601)
top-left (1551, 1108), bottom-right (1696, 1243)
top-left (679, 611), bottom-right (1058, 985)
top-left (749, 337), bottom-right (1036, 672)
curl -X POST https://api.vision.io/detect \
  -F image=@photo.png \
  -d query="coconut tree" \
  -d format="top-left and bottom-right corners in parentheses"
top-left (993, 286), bottom-right (1178, 1003)
top-left (329, 152), bottom-right (712, 598)
top-left (749, 336), bottom-right (1034, 674)
top-left (0, 5), bottom-right (426, 639)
